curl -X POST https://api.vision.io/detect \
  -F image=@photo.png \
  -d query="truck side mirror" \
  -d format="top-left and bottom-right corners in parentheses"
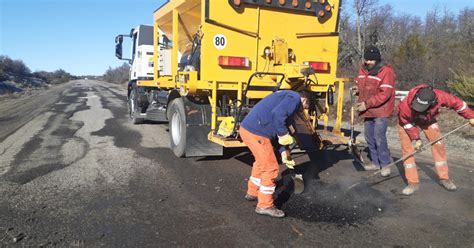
top-left (115, 35), bottom-right (123, 59)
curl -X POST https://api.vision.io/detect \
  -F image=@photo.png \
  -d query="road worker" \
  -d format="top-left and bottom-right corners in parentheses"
top-left (352, 45), bottom-right (396, 177)
top-left (239, 90), bottom-right (310, 218)
top-left (398, 85), bottom-right (474, 195)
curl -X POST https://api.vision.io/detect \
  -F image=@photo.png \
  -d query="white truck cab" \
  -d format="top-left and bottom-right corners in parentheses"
top-left (115, 25), bottom-right (154, 81)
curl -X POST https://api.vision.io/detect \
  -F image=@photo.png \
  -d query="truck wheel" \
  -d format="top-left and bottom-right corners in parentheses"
top-left (168, 98), bottom-right (186, 157)
top-left (128, 88), bottom-right (144, 124)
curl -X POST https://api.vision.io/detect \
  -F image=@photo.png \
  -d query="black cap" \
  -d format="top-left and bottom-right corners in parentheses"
top-left (411, 87), bottom-right (436, 112)
top-left (364, 45), bottom-right (381, 61)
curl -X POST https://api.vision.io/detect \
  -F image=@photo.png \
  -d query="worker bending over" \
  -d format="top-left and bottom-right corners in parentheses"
top-left (398, 85), bottom-right (474, 195)
top-left (239, 90), bottom-right (309, 218)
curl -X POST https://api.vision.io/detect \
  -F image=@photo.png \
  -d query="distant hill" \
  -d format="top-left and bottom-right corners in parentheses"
top-left (0, 55), bottom-right (76, 95)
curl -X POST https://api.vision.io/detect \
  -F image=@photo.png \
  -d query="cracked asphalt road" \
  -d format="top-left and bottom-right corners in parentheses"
top-left (1, 80), bottom-right (473, 247)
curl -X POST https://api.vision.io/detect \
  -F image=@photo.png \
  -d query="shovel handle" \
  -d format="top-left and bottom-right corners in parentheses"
top-left (284, 145), bottom-right (292, 161)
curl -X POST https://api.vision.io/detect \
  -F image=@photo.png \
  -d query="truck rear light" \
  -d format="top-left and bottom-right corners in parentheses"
top-left (304, 61), bottom-right (330, 73)
top-left (218, 56), bottom-right (250, 68)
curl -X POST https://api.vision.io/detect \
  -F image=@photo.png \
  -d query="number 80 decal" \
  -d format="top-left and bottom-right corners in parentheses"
top-left (213, 34), bottom-right (227, 50)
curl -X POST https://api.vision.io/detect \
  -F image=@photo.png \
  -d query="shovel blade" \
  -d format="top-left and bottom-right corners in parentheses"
top-left (350, 144), bottom-right (364, 164)
top-left (292, 173), bottom-right (305, 194)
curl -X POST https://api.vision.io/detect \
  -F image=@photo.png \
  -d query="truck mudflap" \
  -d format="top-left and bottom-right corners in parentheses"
top-left (182, 96), bottom-right (223, 157)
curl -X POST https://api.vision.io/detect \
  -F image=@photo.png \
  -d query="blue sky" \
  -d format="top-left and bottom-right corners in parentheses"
top-left (1, 0), bottom-right (472, 76)
top-left (377, 0), bottom-right (472, 16)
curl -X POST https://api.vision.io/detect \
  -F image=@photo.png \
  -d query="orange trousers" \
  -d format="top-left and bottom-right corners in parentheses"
top-left (239, 127), bottom-right (279, 209)
top-left (398, 123), bottom-right (449, 185)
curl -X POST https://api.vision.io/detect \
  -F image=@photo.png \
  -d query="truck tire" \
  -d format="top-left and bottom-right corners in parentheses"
top-left (128, 88), bottom-right (144, 124)
top-left (168, 98), bottom-right (186, 157)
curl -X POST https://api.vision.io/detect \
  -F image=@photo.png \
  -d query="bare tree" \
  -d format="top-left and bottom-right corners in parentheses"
top-left (353, 0), bottom-right (378, 57)
top-left (338, 2), bottom-right (473, 92)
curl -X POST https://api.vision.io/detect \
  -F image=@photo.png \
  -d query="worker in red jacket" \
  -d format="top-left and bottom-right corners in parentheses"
top-left (398, 85), bottom-right (474, 195)
top-left (353, 45), bottom-right (396, 177)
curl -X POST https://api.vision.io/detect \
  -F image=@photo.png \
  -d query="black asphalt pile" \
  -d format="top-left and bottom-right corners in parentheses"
top-left (279, 180), bottom-right (394, 227)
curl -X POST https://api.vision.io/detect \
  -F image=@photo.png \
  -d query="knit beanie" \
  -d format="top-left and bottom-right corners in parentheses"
top-left (364, 45), bottom-right (381, 61)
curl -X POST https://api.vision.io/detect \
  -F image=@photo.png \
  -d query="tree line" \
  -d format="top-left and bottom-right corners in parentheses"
top-left (338, 0), bottom-right (473, 103)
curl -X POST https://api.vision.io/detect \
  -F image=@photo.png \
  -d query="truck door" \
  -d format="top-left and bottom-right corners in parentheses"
top-left (131, 30), bottom-right (138, 80)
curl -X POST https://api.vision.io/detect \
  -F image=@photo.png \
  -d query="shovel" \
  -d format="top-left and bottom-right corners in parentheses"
top-left (284, 146), bottom-right (305, 194)
top-left (349, 89), bottom-right (365, 164)
top-left (346, 122), bottom-right (470, 191)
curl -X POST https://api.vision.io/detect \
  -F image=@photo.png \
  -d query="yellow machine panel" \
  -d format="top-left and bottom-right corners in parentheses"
top-left (147, 0), bottom-right (348, 155)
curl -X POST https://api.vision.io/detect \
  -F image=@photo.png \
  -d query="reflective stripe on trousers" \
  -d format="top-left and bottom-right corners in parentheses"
top-left (404, 163), bottom-right (419, 184)
top-left (398, 123), bottom-right (449, 185)
top-left (240, 127), bottom-right (279, 209)
top-left (259, 185), bottom-right (276, 195)
top-left (249, 176), bottom-right (261, 187)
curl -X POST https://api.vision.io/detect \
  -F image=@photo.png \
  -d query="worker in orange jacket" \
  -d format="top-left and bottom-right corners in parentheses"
top-left (398, 85), bottom-right (474, 195)
top-left (239, 90), bottom-right (310, 218)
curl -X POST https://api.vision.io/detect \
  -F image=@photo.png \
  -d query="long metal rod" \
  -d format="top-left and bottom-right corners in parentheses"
top-left (347, 122), bottom-right (470, 190)
top-left (349, 89), bottom-right (364, 163)
top-left (350, 91), bottom-right (355, 142)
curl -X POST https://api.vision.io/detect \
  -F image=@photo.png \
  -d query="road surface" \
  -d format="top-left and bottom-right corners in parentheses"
top-left (1, 80), bottom-right (473, 246)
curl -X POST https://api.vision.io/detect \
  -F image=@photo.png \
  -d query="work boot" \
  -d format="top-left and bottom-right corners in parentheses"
top-left (440, 179), bottom-right (457, 192)
top-left (380, 167), bottom-right (391, 177)
top-left (244, 194), bottom-right (257, 201)
top-left (255, 207), bottom-right (285, 218)
top-left (363, 163), bottom-right (379, 171)
top-left (402, 184), bottom-right (419, 196)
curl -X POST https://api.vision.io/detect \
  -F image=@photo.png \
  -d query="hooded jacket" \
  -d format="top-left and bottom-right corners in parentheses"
top-left (355, 61), bottom-right (396, 118)
top-left (398, 84), bottom-right (474, 141)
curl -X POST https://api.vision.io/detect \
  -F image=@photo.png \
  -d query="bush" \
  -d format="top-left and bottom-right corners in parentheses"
top-left (0, 55), bottom-right (75, 92)
top-left (102, 63), bottom-right (130, 84)
top-left (0, 56), bottom-right (31, 80)
top-left (447, 71), bottom-right (474, 105)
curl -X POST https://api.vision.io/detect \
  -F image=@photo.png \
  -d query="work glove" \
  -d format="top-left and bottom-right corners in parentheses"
top-left (413, 139), bottom-right (423, 152)
top-left (350, 86), bottom-right (359, 95)
top-left (278, 133), bottom-right (295, 146)
top-left (281, 151), bottom-right (296, 169)
top-left (355, 102), bottom-right (367, 112)
top-left (470, 118), bottom-right (474, 127)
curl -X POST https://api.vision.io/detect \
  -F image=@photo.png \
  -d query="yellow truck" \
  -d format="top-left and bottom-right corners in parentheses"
top-left (115, 0), bottom-right (348, 157)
